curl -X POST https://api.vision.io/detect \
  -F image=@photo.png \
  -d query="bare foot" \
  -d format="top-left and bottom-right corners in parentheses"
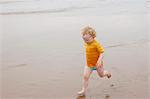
top-left (107, 72), bottom-right (111, 78)
top-left (77, 90), bottom-right (85, 96)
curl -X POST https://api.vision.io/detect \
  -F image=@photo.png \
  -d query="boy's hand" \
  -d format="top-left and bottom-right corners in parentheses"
top-left (96, 60), bottom-right (103, 68)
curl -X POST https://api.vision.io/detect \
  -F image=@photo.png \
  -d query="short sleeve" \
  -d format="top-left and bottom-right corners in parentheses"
top-left (96, 42), bottom-right (104, 53)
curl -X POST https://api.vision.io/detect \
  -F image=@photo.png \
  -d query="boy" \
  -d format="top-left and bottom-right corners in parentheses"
top-left (78, 26), bottom-right (111, 96)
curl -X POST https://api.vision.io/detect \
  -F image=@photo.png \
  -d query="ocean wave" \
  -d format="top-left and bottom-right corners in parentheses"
top-left (0, 0), bottom-right (146, 15)
top-left (0, 0), bottom-right (26, 4)
top-left (0, 6), bottom-right (92, 15)
top-left (105, 39), bottom-right (149, 49)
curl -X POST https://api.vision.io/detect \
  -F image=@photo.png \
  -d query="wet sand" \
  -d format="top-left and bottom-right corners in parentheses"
top-left (1, 13), bottom-right (149, 99)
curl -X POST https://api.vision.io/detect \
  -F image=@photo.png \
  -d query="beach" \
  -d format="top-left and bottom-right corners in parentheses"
top-left (1, 0), bottom-right (149, 99)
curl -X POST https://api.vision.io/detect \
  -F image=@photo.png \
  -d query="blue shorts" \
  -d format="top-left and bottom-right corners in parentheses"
top-left (90, 67), bottom-right (97, 71)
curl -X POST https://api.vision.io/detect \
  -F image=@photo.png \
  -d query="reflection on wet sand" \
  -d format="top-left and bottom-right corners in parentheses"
top-left (76, 94), bottom-right (110, 99)
top-left (76, 95), bottom-right (86, 99)
top-left (105, 94), bottom-right (110, 99)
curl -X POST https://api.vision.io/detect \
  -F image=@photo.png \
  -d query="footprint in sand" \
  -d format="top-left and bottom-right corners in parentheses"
top-left (105, 94), bottom-right (110, 99)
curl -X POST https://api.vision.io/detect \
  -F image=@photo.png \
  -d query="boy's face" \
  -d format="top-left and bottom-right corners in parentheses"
top-left (82, 34), bottom-right (94, 43)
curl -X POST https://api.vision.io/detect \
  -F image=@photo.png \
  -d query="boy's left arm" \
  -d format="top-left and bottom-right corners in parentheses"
top-left (96, 42), bottom-right (104, 67)
top-left (96, 53), bottom-right (104, 67)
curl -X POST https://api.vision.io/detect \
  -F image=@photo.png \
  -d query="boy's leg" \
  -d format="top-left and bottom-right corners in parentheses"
top-left (96, 65), bottom-right (111, 78)
top-left (78, 66), bottom-right (92, 95)
top-left (103, 70), bottom-right (111, 78)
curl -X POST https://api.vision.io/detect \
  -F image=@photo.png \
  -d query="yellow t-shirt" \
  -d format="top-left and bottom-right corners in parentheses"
top-left (84, 39), bottom-right (104, 67)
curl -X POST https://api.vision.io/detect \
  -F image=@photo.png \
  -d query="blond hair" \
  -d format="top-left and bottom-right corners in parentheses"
top-left (81, 26), bottom-right (96, 38)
